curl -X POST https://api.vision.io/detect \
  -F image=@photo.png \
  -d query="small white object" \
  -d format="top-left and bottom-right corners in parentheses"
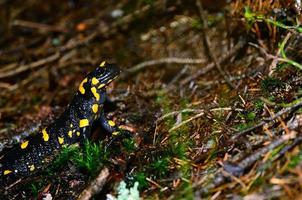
top-left (106, 194), bottom-right (117, 200)
top-left (43, 193), bottom-right (53, 200)
top-left (111, 9), bottom-right (124, 18)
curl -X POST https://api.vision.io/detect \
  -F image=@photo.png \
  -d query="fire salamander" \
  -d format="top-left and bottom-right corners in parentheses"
top-left (0, 61), bottom-right (121, 187)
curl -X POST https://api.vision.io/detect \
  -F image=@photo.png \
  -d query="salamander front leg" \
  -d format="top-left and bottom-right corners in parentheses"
top-left (99, 111), bottom-right (132, 137)
top-left (99, 110), bottom-right (119, 136)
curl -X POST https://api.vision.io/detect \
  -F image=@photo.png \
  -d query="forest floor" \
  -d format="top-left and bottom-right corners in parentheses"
top-left (0, 0), bottom-right (302, 199)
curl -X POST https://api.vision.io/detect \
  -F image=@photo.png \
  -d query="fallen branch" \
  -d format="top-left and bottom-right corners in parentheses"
top-left (196, 0), bottom-right (235, 89)
top-left (0, 52), bottom-right (60, 79)
top-left (154, 107), bottom-right (243, 144)
top-left (12, 19), bottom-right (67, 33)
top-left (235, 131), bottom-right (297, 170)
top-left (121, 57), bottom-right (206, 79)
top-left (169, 111), bottom-right (205, 133)
top-left (77, 168), bottom-right (109, 200)
top-left (197, 132), bottom-right (298, 195)
top-left (230, 99), bottom-right (302, 141)
top-left (180, 39), bottom-right (245, 85)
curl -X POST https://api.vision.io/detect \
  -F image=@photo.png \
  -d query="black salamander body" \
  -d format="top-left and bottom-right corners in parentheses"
top-left (0, 61), bottom-right (120, 187)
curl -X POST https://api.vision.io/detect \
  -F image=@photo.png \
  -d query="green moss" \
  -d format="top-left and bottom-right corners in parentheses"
top-left (269, 143), bottom-right (286, 160)
top-left (50, 140), bottom-right (107, 176)
top-left (72, 140), bottom-right (107, 175)
top-left (288, 149), bottom-right (302, 169)
top-left (276, 62), bottom-right (289, 71)
top-left (122, 137), bottom-right (136, 153)
top-left (205, 149), bottom-right (221, 162)
top-left (133, 172), bottom-right (148, 190)
top-left (254, 99), bottom-right (264, 110)
top-left (155, 90), bottom-right (172, 113)
top-left (191, 18), bottom-right (202, 30)
top-left (150, 157), bottom-right (170, 178)
top-left (246, 112), bottom-right (256, 121)
top-left (261, 77), bottom-right (283, 93)
top-left (29, 181), bottom-right (44, 197)
top-left (51, 144), bottom-right (79, 170)
top-left (217, 97), bottom-right (229, 108)
top-left (174, 182), bottom-right (194, 200)
top-left (234, 123), bottom-right (252, 132)
top-left (153, 90), bottom-right (192, 196)
top-left (244, 7), bottom-right (255, 23)
top-left (19, 179), bottom-right (46, 198)
top-left (31, 95), bottom-right (42, 105)
top-left (250, 176), bottom-right (265, 190)
top-left (238, 111), bottom-right (256, 122)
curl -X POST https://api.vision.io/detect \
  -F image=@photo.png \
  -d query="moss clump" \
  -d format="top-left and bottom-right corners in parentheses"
top-left (51, 140), bottom-right (107, 176)
top-left (150, 156), bottom-right (170, 178)
top-left (73, 140), bottom-right (107, 175)
top-left (132, 172), bottom-right (148, 190)
top-left (261, 77), bottom-right (283, 93)
top-left (288, 149), bottom-right (302, 169)
top-left (122, 137), bottom-right (136, 153)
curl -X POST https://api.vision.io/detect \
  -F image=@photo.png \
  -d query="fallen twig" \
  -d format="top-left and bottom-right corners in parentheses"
top-left (230, 99), bottom-right (302, 141)
top-left (197, 132), bottom-right (298, 195)
top-left (168, 111), bottom-right (205, 133)
top-left (180, 39), bottom-right (245, 85)
top-left (250, 37), bottom-right (302, 71)
top-left (0, 52), bottom-right (60, 79)
top-left (12, 19), bottom-right (67, 33)
top-left (121, 57), bottom-right (206, 79)
top-left (154, 107), bottom-right (243, 144)
top-left (272, 136), bottom-right (302, 161)
top-left (77, 168), bottom-right (109, 200)
top-left (235, 131), bottom-right (297, 170)
top-left (196, 0), bottom-right (235, 89)
top-left (268, 32), bottom-right (292, 75)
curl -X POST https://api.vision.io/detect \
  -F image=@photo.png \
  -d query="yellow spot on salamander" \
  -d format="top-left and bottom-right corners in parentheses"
top-left (42, 128), bottom-right (49, 142)
top-left (98, 83), bottom-right (105, 89)
top-left (76, 131), bottom-right (81, 136)
top-left (20, 140), bottom-right (29, 149)
top-left (78, 78), bottom-right (88, 94)
top-left (3, 170), bottom-right (12, 175)
top-left (29, 165), bottom-right (35, 171)
top-left (58, 137), bottom-right (64, 145)
top-left (90, 87), bottom-right (100, 101)
top-left (108, 120), bottom-right (115, 127)
top-left (92, 104), bottom-right (98, 113)
top-left (68, 130), bottom-right (73, 138)
top-left (99, 61), bottom-right (106, 67)
top-left (112, 131), bottom-right (120, 136)
top-left (79, 119), bottom-right (89, 128)
top-left (98, 83), bottom-right (106, 89)
top-left (92, 77), bottom-right (99, 85)
top-left (70, 124), bottom-right (73, 128)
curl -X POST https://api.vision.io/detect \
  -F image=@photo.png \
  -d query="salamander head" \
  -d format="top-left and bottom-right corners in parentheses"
top-left (92, 61), bottom-right (120, 86)
top-left (78, 61), bottom-right (120, 95)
